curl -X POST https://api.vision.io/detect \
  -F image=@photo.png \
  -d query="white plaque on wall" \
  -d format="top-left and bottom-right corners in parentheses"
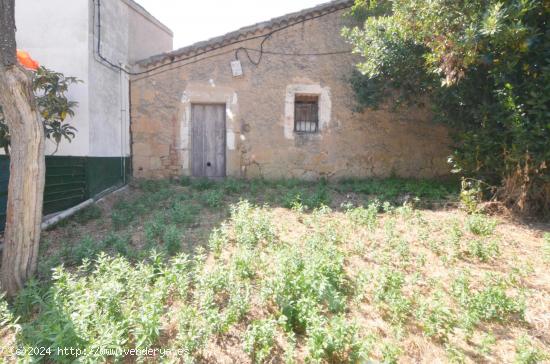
top-left (230, 60), bottom-right (243, 77)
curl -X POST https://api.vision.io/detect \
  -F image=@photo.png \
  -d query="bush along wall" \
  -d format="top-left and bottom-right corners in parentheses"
top-left (344, 0), bottom-right (550, 217)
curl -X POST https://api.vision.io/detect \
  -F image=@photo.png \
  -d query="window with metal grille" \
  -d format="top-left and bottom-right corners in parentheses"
top-left (294, 94), bottom-right (319, 133)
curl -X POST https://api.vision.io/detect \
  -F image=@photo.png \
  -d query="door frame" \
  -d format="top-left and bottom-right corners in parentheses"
top-left (190, 103), bottom-right (227, 179)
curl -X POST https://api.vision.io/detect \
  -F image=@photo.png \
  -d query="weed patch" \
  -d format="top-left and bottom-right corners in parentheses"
top-left (5, 178), bottom-right (547, 363)
top-left (336, 177), bottom-right (458, 202)
top-left (466, 214), bottom-right (497, 236)
top-left (452, 273), bottom-right (525, 333)
top-left (18, 253), bottom-right (190, 362)
top-left (170, 201), bottom-right (198, 225)
top-left (201, 189), bottom-right (224, 208)
top-left (73, 204), bottom-right (102, 224)
top-left (243, 318), bottom-right (278, 363)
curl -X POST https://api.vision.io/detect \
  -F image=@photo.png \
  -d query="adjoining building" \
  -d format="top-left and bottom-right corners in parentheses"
top-left (0, 0), bottom-right (172, 228)
top-left (15, 0), bottom-right (172, 178)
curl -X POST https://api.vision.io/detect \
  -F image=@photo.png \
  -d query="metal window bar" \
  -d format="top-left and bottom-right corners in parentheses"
top-left (294, 95), bottom-right (319, 133)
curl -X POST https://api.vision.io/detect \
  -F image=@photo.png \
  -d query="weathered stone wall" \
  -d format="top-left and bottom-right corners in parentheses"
top-left (130, 8), bottom-right (450, 180)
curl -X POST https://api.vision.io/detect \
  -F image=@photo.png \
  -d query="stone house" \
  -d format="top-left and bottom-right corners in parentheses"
top-left (131, 0), bottom-right (450, 180)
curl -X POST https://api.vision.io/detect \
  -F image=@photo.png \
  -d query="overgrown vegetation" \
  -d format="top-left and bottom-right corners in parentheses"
top-left (0, 178), bottom-right (547, 362)
top-left (344, 0), bottom-right (550, 217)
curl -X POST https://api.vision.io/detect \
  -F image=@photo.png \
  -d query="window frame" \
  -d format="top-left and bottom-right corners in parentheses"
top-left (293, 94), bottom-right (319, 134)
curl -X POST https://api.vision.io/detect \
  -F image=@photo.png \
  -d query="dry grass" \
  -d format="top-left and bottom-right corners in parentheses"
top-left (1, 178), bottom-right (549, 363)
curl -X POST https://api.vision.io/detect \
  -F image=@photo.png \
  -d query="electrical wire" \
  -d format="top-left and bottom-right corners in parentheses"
top-left (131, 48), bottom-right (238, 82)
top-left (242, 48), bottom-right (352, 56)
top-left (134, 3), bottom-right (352, 77)
top-left (93, 0), bottom-right (353, 79)
top-left (234, 34), bottom-right (271, 65)
top-left (233, 25), bottom-right (352, 66)
top-left (131, 47), bottom-right (353, 82)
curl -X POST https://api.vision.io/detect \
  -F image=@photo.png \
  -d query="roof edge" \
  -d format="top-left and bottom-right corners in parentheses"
top-left (122, 0), bottom-right (173, 36)
top-left (135, 0), bottom-right (353, 68)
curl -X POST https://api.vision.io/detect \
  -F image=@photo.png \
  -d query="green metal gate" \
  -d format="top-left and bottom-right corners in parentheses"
top-left (0, 156), bottom-right (130, 231)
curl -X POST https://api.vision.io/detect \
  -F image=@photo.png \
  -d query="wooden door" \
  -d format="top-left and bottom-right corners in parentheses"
top-left (191, 104), bottom-right (226, 178)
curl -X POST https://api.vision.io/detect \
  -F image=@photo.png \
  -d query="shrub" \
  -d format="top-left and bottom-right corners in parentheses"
top-left (470, 284), bottom-right (525, 322)
top-left (346, 201), bottom-right (380, 230)
top-left (231, 246), bottom-right (257, 279)
top-left (223, 178), bottom-right (246, 194)
top-left (102, 232), bottom-right (131, 257)
top-left (111, 209), bottom-right (134, 230)
top-left (466, 214), bottom-right (497, 236)
top-left (194, 265), bottom-right (251, 335)
top-left (243, 318), bottom-right (278, 363)
top-left (179, 175), bottom-right (192, 186)
top-left (191, 178), bottom-right (216, 191)
top-left (208, 227), bottom-right (229, 257)
top-left (282, 189), bottom-right (304, 209)
top-left (372, 268), bottom-right (412, 325)
top-left (137, 179), bottom-right (170, 193)
top-left (19, 253), bottom-right (189, 362)
top-left (37, 253), bottom-right (63, 280)
top-left (71, 236), bottom-right (103, 265)
top-left (478, 332), bottom-right (496, 356)
top-left (261, 232), bottom-right (347, 333)
top-left (109, 191), bottom-right (164, 229)
top-left (281, 185), bottom-right (331, 210)
top-left (0, 293), bottom-right (19, 333)
top-left (144, 212), bottom-right (166, 244)
top-left (452, 273), bottom-right (525, 333)
top-left (273, 178), bottom-right (304, 189)
top-left (303, 184), bottom-right (332, 209)
top-left (306, 315), bottom-right (367, 363)
top-left (174, 305), bottom-right (212, 357)
top-left (514, 335), bottom-right (548, 364)
top-left (381, 341), bottom-right (402, 364)
top-left (231, 201), bottom-right (276, 247)
top-left (445, 344), bottom-right (467, 363)
top-left (445, 221), bottom-right (464, 260)
top-left (171, 201), bottom-right (197, 225)
top-left (415, 292), bottom-right (457, 342)
top-left (201, 189), bottom-right (224, 208)
top-left (162, 224), bottom-right (182, 256)
top-left (345, 0), bottom-right (550, 216)
top-left (460, 178), bottom-right (482, 214)
top-left (336, 178), bottom-right (457, 202)
top-left (466, 239), bottom-right (500, 262)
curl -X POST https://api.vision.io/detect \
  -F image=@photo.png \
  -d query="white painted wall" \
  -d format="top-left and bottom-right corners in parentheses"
top-left (15, 0), bottom-right (90, 156)
top-left (88, 0), bottom-right (129, 157)
top-left (14, 0), bottom-right (173, 157)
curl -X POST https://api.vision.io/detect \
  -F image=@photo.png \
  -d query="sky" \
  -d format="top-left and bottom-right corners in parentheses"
top-left (135, 0), bottom-right (327, 50)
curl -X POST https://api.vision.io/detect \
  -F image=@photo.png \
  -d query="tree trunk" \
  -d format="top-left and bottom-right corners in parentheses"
top-left (0, 0), bottom-right (45, 296)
